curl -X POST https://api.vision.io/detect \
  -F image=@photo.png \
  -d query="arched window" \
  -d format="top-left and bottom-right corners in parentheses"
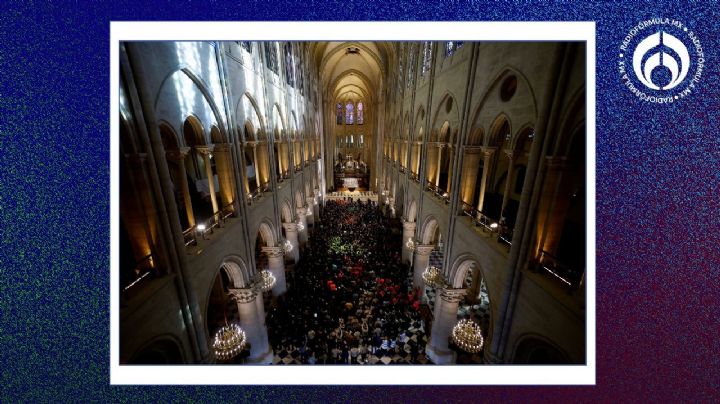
top-left (357, 102), bottom-right (364, 125)
top-left (445, 41), bottom-right (464, 57)
top-left (264, 42), bottom-right (279, 74)
top-left (345, 102), bottom-right (354, 125)
top-left (284, 43), bottom-right (295, 87)
top-left (237, 41), bottom-right (252, 53)
top-left (421, 41), bottom-right (432, 76)
top-left (336, 103), bottom-right (343, 125)
top-left (407, 46), bottom-right (416, 89)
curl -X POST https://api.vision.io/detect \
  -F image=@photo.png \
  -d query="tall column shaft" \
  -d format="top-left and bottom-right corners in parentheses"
top-left (198, 146), bottom-right (219, 215)
top-left (412, 245), bottom-right (434, 290)
top-left (435, 145), bottom-right (443, 187)
top-left (296, 207), bottom-right (309, 244)
top-left (500, 150), bottom-right (516, 219)
top-left (166, 147), bottom-right (195, 227)
top-left (402, 220), bottom-right (417, 265)
top-left (477, 148), bottom-right (496, 213)
top-left (252, 144), bottom-right (261, 188)
top-left (282, 222), bottom-right (301, 263)
top-left (262, 246), bottom-right (287, 296)
top-left (228, 288), bottom-right (272, 364)
top-left (460, 147), bottom-right (481, 207)
top-left (305, 197), bottom-right (315, 226)
top-left (426, 288), bottom-right (466, 364)
top-left (214, 143), bottom-right (235, 212)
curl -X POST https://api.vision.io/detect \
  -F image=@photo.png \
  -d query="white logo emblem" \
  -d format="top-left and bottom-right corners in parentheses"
top-left (619, 19), bottom-right (704, 103)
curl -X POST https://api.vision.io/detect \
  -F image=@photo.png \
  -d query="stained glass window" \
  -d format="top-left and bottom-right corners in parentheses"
top-left (421, 41), bottom-right (432, 76)
top-left (357, 102), bottom-right (364, 125)
top-left (336, 103), bottom-right (343, 125)
top-left (284, 43), bottom-right (295, 87)
top-left (445, 41), bottom-right (464, 57)
top-left (407, 46), bottom-right (415, 89)
top-left (345, 102), bottom-right (354, 125)
top-left (237, 41), bottom-right (252, 53)
top-left (265, 42), bottom-right (279, 75)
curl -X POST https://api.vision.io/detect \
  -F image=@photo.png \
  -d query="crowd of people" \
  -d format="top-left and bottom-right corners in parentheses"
top-left (266, 199), bottom-right (429, 365)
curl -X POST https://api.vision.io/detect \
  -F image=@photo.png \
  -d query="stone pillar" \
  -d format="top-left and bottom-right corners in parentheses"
top-left (465, 267), bottom-right (482, 305)
top-left (296, 206), bottom-right (309, 244)
top-left (446, 147), bottom-right (454, 194)
top-left (435, 144), bottom-right (443, 187)
top-left (166, 147), bottom-right (195, 227)
top-left (262, 246), bottom-right (287, 296)
top-left (228, 288), bottom-right (273, 364)
top-left (213, 143), bottom-right (235, 213)
top-left (305, 197), bottom-right (315, 227)
top-left (282, 222), bottom-right (300, 263)
top-left (312, 191), bottom-right (320, 219)
top-left (197, 145), bottom-right (219, 215)
top-left (460, 146), bottom-right (482, 207)
top-left (401, 220), bottom-right (417, 265)
top-left (426, 288), bottom-right (466, 364)
top-left (500, 150), bottom-right (517, 219)
top-left (251, 143), bottom-right (261, 189)
top-left (412, 245), bottom-right (434, 290)
top-left (476, 147), bottom-right (496, 213)
top-left (536, 156), bottom-right (574, 257)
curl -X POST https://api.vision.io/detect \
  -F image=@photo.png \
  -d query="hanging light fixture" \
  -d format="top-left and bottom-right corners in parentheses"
top-left (296, 218), bottom-right (305, 231)
top-left (255, 269), bottom-right (277, 293)
top-left (281, 238), bottom-right (293, 253)
top-left (406, 238), bottom-right (418, 252)
top-left (212, 322), bottom-right (247, 361)
top-left (451, 319), bottom-right (484, 353)
top-left (422, 266), bottom-right (447, 289)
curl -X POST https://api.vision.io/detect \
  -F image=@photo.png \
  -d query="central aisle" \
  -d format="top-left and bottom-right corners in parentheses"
top-left (267, 200), bottom-right (430, 365)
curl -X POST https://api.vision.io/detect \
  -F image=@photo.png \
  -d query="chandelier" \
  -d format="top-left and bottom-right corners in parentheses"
top-left (422, 266), bottom-right (447, 289)
top-left (212, 322), bottom-right (247, 361)
top-left (406, 238), bottom-right (418, 252)
top-left (296, 218), bottom-right (305, 231)
top-left (451, 319), bottom-right (484, 353)
top-left (255, 269), bottom-right (277, 292)
top-left (281, 238), bottom-right (293, 253)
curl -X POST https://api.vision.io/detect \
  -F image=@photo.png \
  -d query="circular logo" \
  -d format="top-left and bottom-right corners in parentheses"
top-left (618, 18), bottom-right (704, 103)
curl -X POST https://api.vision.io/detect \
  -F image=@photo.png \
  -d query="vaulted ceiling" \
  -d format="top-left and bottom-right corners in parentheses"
top-left (311, 42), bottom-right (394, 103)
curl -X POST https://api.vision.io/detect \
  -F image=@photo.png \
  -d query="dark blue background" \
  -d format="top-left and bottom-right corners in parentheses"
top-left (0, 1), bottom-right (717, 401)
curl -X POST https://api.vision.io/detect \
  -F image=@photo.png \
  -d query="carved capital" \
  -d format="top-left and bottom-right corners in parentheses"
top-left (439, 288), bottom-right (467, 303)
top-left (228, 288), bottom-right (257, 303)
top-left (414, 245), bottom-right (435, 256)
top-left (195, 145), bottom-right (215, 156)
top-left (503, 149), bottom-right (517, 160)
top-left (480, 147), bottom-right (497, 159)
top-left (545, 155), bottom-right (570, 171)
top-left (282, 222), bottom-right (298, 232)
top-left (262, 246), bottom-right (284, 258)
top-left (124, 152), bottom-right (147, 167)
top-left (165, 147), bottom-right (191, 162)
top-left (402, 221), bottom-right (417, 232)
top-left (213, 143), bottom-right (232, 153)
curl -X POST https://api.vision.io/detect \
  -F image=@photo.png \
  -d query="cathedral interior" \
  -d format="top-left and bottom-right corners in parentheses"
top-left (118, 41), bottom-right (586, 365)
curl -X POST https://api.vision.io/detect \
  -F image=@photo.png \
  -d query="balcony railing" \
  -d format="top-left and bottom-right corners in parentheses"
top-left (425, 181), bottom-right (450, 204)
top-left (122, 253), bottom-right (156, 300)
top-left (461, 202), bottom-right (513, 248)
top-left (537, 250), bottom-right (584, 291)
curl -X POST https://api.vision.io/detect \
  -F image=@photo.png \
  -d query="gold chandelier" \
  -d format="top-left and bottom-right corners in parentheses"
top-left (422, 266), bottom-right (447, 289)
top-left (451, 319), bottom-right (484, 353)
top-left (406, 238), bottom-right (419, 252)
top-left (212, 322), bottom-right (247, 361)
top-left (256, 269), bottom-right (276, 293)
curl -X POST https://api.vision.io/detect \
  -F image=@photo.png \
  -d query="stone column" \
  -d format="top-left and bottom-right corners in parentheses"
top-left (262, 246), bottom-right (287, 296)
top-left (196, 145), bottom-right (219, 215)
top-left (305, 197), bottom-right (315, 227)
top-left (460, 146), bottom-right (482, 207)
top-left (296, 206), bottom-right (309, 244)
top-left (500, 150), bottom-right (517, 219)
top-left (228, 288), bottom-right (273, 364)
top-left (165, 147), bottom-right (195, 227)
top-left (412, 245), bottom-right (434, 290)
top-left (401, 220), bottom-right (417, 265)
top-left (251, 143), bottom-right (261, 189)
top-left (282, 222), bottom-right (300, 263)
top-left (312, 191), bottom-right (320, 219)
top-left (476, 147), bottom-right (496, 213)
top-left (426, 288), bottom-right (466, 364)
top-left (213, 143), bottom-right (235, 213)
top-left (536, 156), bottom-right (574, 257)
top-left (435, 144), bottom-right (444, 187)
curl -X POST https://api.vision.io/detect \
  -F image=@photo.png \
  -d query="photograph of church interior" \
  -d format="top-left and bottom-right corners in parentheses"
top-left (118, 40), bottom-right (586, 366)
